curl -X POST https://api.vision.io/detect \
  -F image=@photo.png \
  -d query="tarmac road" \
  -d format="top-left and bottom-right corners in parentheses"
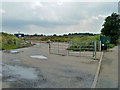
top-left (96, 46), bottom-right (118, 88)
top-left (2, 43), bottom-right (101, 88)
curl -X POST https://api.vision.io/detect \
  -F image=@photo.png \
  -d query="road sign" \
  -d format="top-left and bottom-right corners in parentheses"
top-left (100, 35), bottom-right (111, 50)
top-left (100, 36), bottom-right (111, 46)
top-left (15, 34), bottom-right (24, 38)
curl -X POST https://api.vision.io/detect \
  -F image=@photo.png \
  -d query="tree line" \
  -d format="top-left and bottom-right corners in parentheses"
top-left (25, 33), bottom-right (99, 37)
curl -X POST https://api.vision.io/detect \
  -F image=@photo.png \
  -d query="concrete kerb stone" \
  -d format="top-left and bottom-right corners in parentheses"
top-left (91, 51), bottom-right (104, 88)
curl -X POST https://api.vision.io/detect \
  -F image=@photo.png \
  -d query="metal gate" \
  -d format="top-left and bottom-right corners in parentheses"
top-left (49, 41), bottom-right (100, 58)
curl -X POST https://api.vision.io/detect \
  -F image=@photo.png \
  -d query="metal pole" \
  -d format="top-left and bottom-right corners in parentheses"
top-left (79, 45), bottom-right (81, 56)
top-left (16, 39), bottom-right (18, 46)
top-left (100, 41), bottom-right (101, 51)
top-left (94, 41), bottom-right (97, 59)
top-left (58, 42), bottom-right (59, 54)
top-left (49, 42), bottom-right (51, 54)
top-left (93, 41), bottom-right (94, 57)
top-left (68, 42), bottom-right (70, 55)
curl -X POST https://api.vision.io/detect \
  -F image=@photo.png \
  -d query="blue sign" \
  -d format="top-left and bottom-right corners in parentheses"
top-left (100, 36), bottom-right (111, 46)
top-left (15, 34), bottom-right (24, 38)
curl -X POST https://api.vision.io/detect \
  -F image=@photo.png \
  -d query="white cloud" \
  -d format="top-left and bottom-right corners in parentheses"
top-left (82, 15), bottom-right (99, 25)
top-left (33, 12), bottom-right (37, 15)
top-left (30, 1), bottom-right (43, 9)
top-left (91, 16), bottom-right (99, 20)
top-left (2, 2), bottom-right (117, 34)
top-left (23, 1), bottom-right (43, 10)
top-left (0, 9), bottom-right (6, 14)
top-left (76, 15), bottom-right (106, 33)
top-left (85, 14), bottom-right (106, 23)
top-left (57, 2), bottom-right (63, 6)
top-left (98, 14), bottom-right (106, 18)
top-left (2, 0), bottom-right (120, 2)
top-left (26, 24), bottom-right (38, 29)
top-left (91, 14), bottom-right (106, 21)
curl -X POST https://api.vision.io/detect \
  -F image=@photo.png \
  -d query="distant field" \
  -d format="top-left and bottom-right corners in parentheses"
top-left (25, 35), bottom-right (100, 42)
top-left (25, 35), bottom-right (101, 51)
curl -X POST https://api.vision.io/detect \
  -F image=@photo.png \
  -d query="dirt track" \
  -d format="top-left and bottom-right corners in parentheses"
top-left (2, 43), bottom-right (101, 88)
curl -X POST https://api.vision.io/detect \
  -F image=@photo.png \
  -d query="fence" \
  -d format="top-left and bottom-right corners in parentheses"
top-left (49, 41), bottom-right (101, 58)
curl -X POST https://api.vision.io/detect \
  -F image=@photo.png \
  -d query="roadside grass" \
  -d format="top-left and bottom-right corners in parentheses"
top-left (107, 44), bottom-right (115, 49)
top-left (0, 33), bottom-right (27, 50)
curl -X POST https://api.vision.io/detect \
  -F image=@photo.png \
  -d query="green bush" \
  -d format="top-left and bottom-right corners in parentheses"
top-left (1, 33), bottom-right (27, 50)
top-left (107, 44), bottom-right (115, 49)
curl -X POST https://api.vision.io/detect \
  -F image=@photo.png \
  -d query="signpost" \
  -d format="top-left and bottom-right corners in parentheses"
top-left (15, 34), bottom-right (24, 38)
top-left (94, 41), bottom-right (96, 59)
top-left (14, 32), bottom-right (24, 46)
top-left (100, 35), bottom-right (111, 51)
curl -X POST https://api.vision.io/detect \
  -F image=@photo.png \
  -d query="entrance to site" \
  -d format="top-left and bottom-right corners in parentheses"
top-left (49, 41), bottom-right (101, 58)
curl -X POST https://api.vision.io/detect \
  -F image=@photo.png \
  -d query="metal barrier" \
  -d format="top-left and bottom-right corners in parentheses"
top-left (49, 41), bottom-right (100, 58)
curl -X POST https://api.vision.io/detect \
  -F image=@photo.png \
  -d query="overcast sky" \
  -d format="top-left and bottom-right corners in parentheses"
top-left (1, 2), bottom-right (118, 35)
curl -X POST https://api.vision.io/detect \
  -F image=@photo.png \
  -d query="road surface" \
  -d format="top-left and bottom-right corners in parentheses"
top-left (2, 43), bottom-right (101, 88)
top-left (96, 46), bottom-right (118, 88)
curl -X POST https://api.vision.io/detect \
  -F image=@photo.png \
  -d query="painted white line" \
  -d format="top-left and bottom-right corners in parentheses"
top-left (91, 51), bottom-right (104, 88)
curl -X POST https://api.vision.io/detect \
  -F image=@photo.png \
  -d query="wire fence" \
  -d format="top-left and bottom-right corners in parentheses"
top-left (49, 41), bottom-right (101, 58)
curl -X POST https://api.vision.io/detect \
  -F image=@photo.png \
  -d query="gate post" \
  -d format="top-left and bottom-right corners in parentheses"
top-left (93, 41), bottom-right (94, 57)
top-left (58, 42), bottom-right (59, 54)
top-left (94, 41), bottom-right (97, 59)
top-left (49, 41), bottom-right (51, 54)
top-left (68, 42), bottom-right (70, 55)
top-left (100, 41), bottom-right (101, 51)
top-left (79, 45), bottom-right (81, 56)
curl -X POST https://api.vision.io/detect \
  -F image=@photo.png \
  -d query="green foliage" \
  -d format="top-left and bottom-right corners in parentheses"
top-left (25, 34), bottom-right (100, 43)
top-left (101, 13), bottom-right (120, 45)
top-left (67, 35), bottom-right (100, 51)
top-left (26, 36), bottom-right (72, 42)
top-left (0, 32), bottom-right (26, 50)
top-left (107, 44), bottom-right (115, 49)
top-left (73, 35), bottom-right (100, 42)
top-left (67, 45), bottom-right (94, 51)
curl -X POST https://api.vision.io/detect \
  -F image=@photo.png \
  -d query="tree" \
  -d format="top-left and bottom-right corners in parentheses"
top-left (68, 33), bottom-right (72, 36)
top-left (34, 33), bottom-right (38, 36)
top-left (53, 34), bottom-right (57, 36)
top-left (101, 13), bottom-right (120, 45)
